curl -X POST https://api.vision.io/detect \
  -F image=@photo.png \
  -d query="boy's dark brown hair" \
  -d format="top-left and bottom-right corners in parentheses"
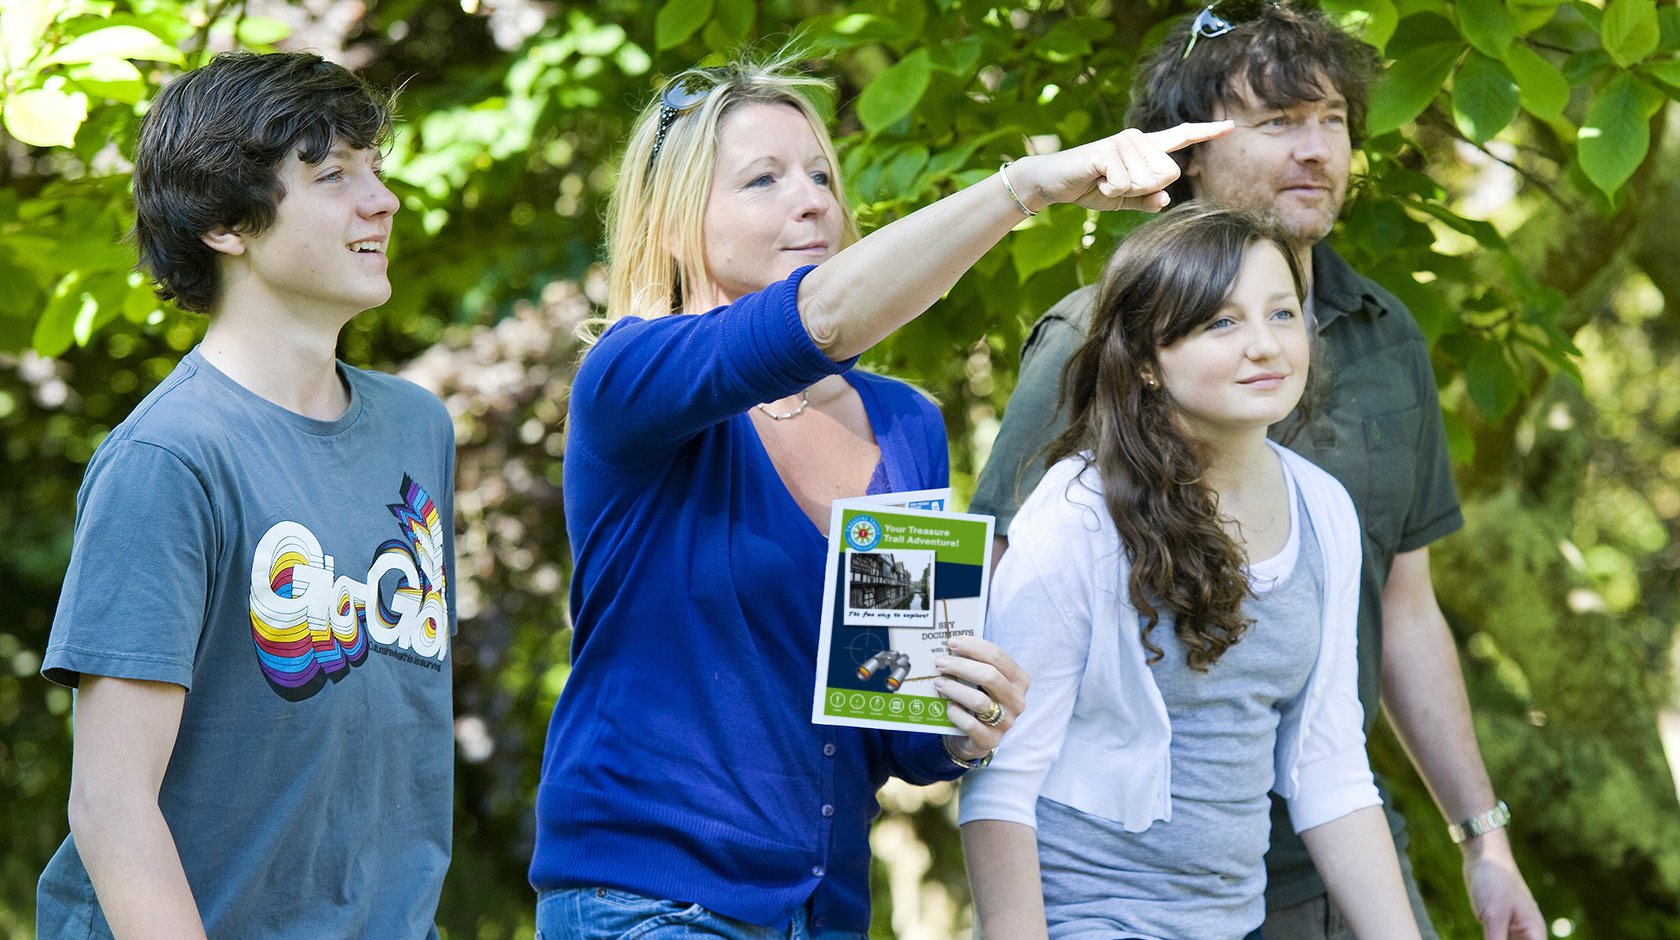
top-left (133, 52), bottom-right (392, 312)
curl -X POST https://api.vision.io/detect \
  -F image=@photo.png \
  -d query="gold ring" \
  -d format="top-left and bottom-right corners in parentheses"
top-left (978, 701), bottom-right (1005, 727)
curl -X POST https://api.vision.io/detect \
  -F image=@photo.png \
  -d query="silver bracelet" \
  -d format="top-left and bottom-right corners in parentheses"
top-left (999, 161), bottom-right (1037, 217)
top-left (1447, 800), bottom-right (1511, 843)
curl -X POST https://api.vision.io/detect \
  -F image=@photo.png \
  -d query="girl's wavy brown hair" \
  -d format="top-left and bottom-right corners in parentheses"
top-left (1046, 205), bottom-right (1305, 671)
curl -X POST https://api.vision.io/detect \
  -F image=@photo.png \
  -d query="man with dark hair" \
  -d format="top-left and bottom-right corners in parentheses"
top-left (970, 4), bottom-right (1545, 938)
top-left (38, 52), bottom-right (456, 939)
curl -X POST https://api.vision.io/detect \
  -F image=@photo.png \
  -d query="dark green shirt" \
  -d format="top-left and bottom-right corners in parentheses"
top-left (969, 241), bottom-right (1463, 908)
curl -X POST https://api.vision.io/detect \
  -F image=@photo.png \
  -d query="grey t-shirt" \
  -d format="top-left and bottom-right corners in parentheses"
top-left (971, 243), bottom-right (1464, 907)
top-left (1036, 482), bottom-right (1324, 940)
top-left (38, 348), bottom-right (456, 939)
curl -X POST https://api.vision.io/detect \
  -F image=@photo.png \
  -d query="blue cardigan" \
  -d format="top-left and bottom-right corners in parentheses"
top-left (531, 267), bottom-right (959, 933)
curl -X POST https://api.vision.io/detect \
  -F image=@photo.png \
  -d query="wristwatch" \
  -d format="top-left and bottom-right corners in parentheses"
top-left (1447, 800), bottom-right (1511, 843)
top-left (944, 737), bottom-right (994, 770)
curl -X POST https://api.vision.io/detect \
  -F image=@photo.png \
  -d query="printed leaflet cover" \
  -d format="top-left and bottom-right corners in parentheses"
top-left (812, 489), bottom-right (994, 735)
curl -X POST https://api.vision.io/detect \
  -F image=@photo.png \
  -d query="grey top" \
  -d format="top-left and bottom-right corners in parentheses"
top-left (971, 243), bottom-right (1463, 906)
top-left (38, 348), bottom-right (456, 940)
top-left (1036, 482), bottom-right (1324, 940)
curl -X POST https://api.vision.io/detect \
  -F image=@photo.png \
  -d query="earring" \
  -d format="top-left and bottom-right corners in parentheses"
top-left (1142, 375), bottom-right (1160, 391)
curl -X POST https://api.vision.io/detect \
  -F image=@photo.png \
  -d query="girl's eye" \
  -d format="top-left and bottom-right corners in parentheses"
top-left (812, 171), bottom-right (830, 187)
top-left (319, 169), bottom-right (344, 182)
top-left (748, 173), bottom-right (775, 188)
top-left (1205, 316), bottom-right (1235, 331)
top-left (1271, 308), bottom-right (1297, 321)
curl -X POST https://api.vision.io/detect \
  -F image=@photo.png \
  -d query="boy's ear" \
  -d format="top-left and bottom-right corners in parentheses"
top-left (201, 227), bottom-right (246, 257)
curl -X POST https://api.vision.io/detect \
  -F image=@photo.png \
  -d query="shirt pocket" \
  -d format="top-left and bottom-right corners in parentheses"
top-left (1358, 405), bottom-right (1424, 560)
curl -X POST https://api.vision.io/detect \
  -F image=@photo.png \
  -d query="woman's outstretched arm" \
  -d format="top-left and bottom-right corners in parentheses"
top-left (798, 122), bottom-right (1230, 361)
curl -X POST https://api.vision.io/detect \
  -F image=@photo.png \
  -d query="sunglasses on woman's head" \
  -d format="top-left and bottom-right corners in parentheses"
top-left (1181, 0), bottom-right (1277, 60)
top-left (647, 69), bottom-right (727, 171)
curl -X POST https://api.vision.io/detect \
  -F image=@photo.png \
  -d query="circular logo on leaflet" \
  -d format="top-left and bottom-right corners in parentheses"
top-left (844, 515), bottom-right (883, 552)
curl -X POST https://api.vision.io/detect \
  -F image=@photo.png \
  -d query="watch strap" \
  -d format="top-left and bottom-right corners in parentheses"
top-left (1447, 800), bottom-right (1511, 843)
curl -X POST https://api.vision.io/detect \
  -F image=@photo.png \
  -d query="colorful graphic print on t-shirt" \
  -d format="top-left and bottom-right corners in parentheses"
top-left (248, 474), bottom-right (449, 700)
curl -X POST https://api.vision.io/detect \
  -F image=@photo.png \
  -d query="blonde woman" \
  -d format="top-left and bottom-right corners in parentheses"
top-left (530, 55), bottom-right (1227, 938)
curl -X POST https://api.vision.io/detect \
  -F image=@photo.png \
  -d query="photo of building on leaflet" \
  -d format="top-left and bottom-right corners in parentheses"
top-left (847, 552), bottom-right (930, 611)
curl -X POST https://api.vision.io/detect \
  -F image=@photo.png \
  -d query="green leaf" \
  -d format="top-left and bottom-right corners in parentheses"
top-left (1602, 0), bottom-right (1660, 67)
top-left (1451, 51), bottom-right (1521, 142)
top-left (1577, 73), bottom-right (1650, 197)
top-left (1386, 12), bottom-right (1461, 58)
top-left (1466, 341), bottom-right (1519, 419)
top-left (44, 25), bottom-right (183, 66)
top-left (1376, 267), bottom-right (1453, 341)
top-left (73, 270), bottom-right (129, 346)
top-left (1503, 44), bottom-right (1570, 121)
top-left (68, 58), bottom-right (146, 104)
top-left (1322, 0), bottom-right (1400, 53)
top-left (1513, 322), bottom-right (1583, 383)
top-left (1661, 6), bottom-right (1680, 53)
top-left (1644, 58), bottom-right (1680, 92)
top-left (2, 86), bottom-right (90, 148)
top-left (857, 49), bottom-right (932, 133)
top-left (929, 35), bottom-right (982, 79)
top-left (1009, 206), bottom-right (1084, 282)
top-left (880, 145), bottom-right (930, 197)
top-left (1404, 196), bottom-right (1508, 249)
top-left (1440, 405), bottom-right (1473, 464)
top-left (234, 17), bottom-right (292, 46)
top-left (1457, 0), bottom-right (1516, 58)
top-left (1562, 47), bottom-right (1612, 87)
top-left (1634, 76), bottom-right (1667, 116)
top-left (1342, 197), bottom-right (1412, 257)
top-left (1034, 19), bottom-right (1096, 61)
top-left (33, 273), bottom-right (85, 358)
top-left (1508, 0), bottom-right (1563, 34)
top-left (1367, 43), bottom-right (1463, 136)
top-left (654, 0), bottom-right (712, 50)
top-left (712, 0), bottom-right (754, 41)
top-left (922, 127), bottom-right (1010, 181)
top-left (1, 0), bottom-right (53, 76)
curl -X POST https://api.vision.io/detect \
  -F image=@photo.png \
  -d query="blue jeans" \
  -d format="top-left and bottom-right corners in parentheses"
top-left (535, 887), bottom-right (866, 940)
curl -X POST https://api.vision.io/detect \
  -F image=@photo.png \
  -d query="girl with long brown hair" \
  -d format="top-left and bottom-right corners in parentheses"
top-left (961, 206), bottom-right (1421, 939)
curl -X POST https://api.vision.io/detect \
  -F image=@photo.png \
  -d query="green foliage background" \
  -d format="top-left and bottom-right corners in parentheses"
top-left (3, 0), bottom-right (1679, 936)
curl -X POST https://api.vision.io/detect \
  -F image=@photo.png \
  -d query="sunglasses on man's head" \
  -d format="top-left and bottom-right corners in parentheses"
top-left (1181, 0), bottom-right (1277, 60)
top-left (647, 69), bottom-right (727, 172)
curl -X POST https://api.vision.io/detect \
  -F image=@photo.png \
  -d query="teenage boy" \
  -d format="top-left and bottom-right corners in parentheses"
top-left (37, 52), bottom-right (455, 939)
top-left (969, 5), bottom-right (1544, 938)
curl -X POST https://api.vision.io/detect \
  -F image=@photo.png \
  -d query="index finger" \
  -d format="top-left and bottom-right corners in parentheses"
top-left (1142, 120), bottom-right (1234, 153)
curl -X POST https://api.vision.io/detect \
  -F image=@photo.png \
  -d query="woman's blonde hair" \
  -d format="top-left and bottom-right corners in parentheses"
top-left (601, 51), bottom-right (861, 327)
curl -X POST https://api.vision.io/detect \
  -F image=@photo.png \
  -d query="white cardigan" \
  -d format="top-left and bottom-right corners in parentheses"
top-left (960, 440), bottom-right (1380, 835)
